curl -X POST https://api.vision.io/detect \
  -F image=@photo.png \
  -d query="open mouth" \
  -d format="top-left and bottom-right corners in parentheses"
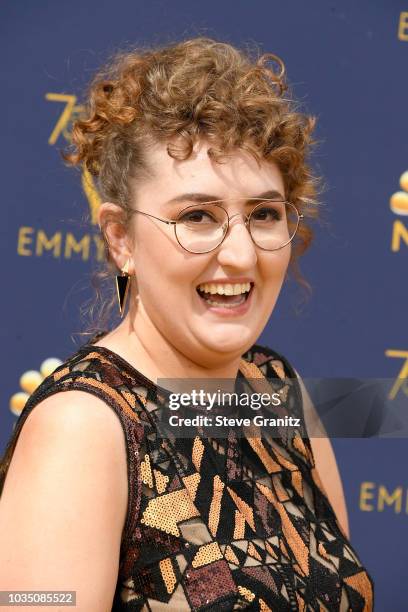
top-left (196, 282), bottom-right (254, 309)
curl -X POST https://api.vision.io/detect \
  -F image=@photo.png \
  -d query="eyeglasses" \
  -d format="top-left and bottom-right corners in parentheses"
top-left (128, 199), bottom-right (303, 254)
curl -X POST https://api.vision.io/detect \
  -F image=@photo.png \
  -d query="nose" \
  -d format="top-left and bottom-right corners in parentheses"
top-left (216, 214), bottom-right (258, 269)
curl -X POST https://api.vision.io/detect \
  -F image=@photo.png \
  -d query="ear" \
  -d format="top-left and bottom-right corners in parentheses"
top-left (98, 202), bottom-right (135, 273)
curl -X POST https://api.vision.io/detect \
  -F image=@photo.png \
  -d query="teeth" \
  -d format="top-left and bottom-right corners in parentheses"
top-left (197, 282), bottom-right (251, 295)
top-left (205, 295), bottom-right (247, 308)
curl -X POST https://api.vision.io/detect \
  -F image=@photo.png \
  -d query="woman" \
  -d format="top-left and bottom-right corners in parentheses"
top-left (0, 38), bottom-right (374, 610)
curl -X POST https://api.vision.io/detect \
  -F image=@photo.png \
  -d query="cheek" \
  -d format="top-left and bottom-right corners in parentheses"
top-left (134, 237), bottom-right (209, 299)
top-left (260, 248), bottom-right (291, 287)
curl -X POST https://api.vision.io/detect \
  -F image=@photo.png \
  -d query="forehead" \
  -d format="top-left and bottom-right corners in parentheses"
top-left (136, 139), bottom-right (285, 203)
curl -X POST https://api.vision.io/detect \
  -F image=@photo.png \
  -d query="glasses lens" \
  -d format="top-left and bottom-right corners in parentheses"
top-left (175, 204), bottom-right (228, 253)
top-left (249, 201), bottom-right (299, 250)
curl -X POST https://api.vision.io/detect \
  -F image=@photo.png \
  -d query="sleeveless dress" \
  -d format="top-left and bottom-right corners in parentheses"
top-left (2, 331), bottom-right (374, 611)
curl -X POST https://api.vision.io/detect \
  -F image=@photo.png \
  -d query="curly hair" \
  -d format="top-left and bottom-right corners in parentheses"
top-left (63, 36), bottom-right (321, 335)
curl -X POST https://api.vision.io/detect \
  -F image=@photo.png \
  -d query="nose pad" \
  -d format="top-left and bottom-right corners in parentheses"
top-left (228, 212), bottom-right (249, 227)
top-left (226, 214), bottom-right (252, 241)
top-left (221, 214), bottom-right (247, 241)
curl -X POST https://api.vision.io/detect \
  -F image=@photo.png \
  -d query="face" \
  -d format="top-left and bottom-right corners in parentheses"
top-left (118, 140), bottom-right (291, 366)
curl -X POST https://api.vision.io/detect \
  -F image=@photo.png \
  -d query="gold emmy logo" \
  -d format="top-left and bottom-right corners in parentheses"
top-left (398, 12), bottom-right (408, 41)
top-left (46, 94), bottom-right (101, 226)
top-left (385, 350), bottom-right (408, 400)
top-left (390, 170), bottom-right (408, 252)
top-left (384, 174), bottom-right (407, 397)
top-left (16, 93), bottom-right (104, 261)
top-left (360, 481), bottom-right (408, 514)
top-left (9, 357), bottom-right (63, 418)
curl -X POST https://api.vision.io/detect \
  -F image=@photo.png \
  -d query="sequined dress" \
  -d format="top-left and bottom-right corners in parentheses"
top-left (3, 332), bottom-right (374, 611)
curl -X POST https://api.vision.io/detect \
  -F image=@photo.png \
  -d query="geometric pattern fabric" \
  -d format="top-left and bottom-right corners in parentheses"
top-left (8, 332), bottom-right (374, 610)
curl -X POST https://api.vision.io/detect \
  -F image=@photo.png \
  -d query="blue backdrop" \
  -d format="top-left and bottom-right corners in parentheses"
top-left (2, 2), bottom-right (407, 609)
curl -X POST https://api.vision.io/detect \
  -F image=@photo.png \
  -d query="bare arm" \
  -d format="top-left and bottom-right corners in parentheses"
top-left (294, 370), bottom-right (350, 539)
top-left (0, 391), bottom-right (129, 611)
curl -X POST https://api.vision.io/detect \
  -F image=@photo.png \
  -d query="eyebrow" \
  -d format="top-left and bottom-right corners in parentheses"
top-left (164, 189), bottom-right (285, 206)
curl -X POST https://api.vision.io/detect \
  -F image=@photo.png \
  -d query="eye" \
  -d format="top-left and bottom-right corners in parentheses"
top-left (251, 204), bottom-right (283, 223)
top-left (178, 209), bottom-right (219, 225)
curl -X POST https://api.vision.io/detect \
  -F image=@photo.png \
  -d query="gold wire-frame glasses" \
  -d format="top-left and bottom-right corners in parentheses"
top-left (128, 199), bottom-right (304, 254)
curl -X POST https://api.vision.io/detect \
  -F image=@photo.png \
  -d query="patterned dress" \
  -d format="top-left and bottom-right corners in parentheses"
top-left (3, 332), bottom-right (374, 611)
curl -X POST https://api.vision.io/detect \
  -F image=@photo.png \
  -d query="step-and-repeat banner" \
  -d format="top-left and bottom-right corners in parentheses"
top-left (2, 2), bottom-right (407, 609)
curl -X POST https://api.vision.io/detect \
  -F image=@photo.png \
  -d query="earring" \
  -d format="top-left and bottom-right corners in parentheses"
top-left (115, 259), bottom-right (131, 318)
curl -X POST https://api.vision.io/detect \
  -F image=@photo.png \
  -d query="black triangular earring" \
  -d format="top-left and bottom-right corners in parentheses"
top-left (115, 259), bottom-right (131, 318)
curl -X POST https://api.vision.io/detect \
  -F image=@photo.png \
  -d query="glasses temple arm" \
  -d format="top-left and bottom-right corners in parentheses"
top-left (129, 210), bottom-right (176, 225)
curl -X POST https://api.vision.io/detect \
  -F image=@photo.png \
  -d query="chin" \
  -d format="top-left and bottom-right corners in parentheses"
top-left (198, 325), bottom-right (256, 356)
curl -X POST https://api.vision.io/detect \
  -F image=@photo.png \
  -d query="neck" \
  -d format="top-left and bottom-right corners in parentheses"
top-left (99, 303), bottom-right (244, 387)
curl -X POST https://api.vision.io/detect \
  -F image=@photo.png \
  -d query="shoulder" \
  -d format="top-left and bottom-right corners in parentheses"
top-left (0, 340), bottom-right (146, 558)
top-left (21, 389), bottom-right (128, 449)
top-left (4, 388), bottom-right (129, 505)
top-left (4, 342), bottom-right (144, 499)
top-left (0, 389), bottom-right (128, 607)
top-left (19, 343), bottom-right (144, 429)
